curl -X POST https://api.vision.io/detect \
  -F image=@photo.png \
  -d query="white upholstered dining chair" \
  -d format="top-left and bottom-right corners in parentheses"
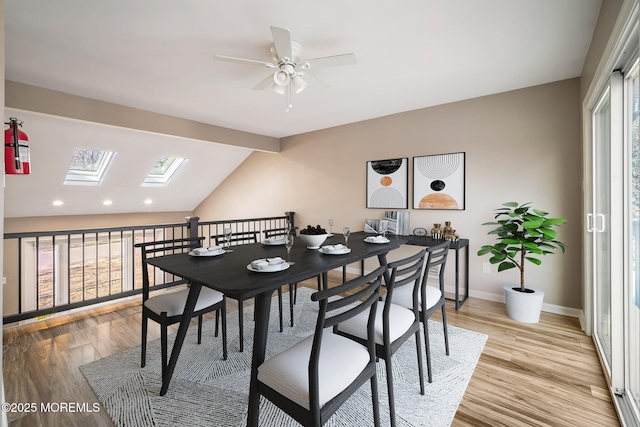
top-left (138, 237), bottom-right (228, 378)
top-left (387, 240), bottom-right (451, 382)
top-left (256, 265), bottom-right (386, 427)
top-left (334, 249), bottom-right (427, 427)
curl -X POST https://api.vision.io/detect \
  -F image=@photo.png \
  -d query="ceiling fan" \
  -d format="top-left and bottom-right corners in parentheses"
top-left (214, 26), bottom-right (356, 112)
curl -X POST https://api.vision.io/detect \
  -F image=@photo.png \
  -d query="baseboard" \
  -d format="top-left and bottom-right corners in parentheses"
top-left (325, 266), bottom-right (584, 319)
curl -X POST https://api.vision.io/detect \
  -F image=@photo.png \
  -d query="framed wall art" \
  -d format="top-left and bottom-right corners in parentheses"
top-left (366, 158), bottom-right (408, 209)
top-left (413, 152), bottom-right (465, 210)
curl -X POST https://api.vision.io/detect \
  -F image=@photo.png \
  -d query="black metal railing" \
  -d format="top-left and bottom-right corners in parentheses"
top-left (3, 212), bottom-right (295, 324)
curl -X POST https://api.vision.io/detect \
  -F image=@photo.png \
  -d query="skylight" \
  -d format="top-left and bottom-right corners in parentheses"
top-left (142, 156), bottom-right (187, 186)
top-left (64, 148), bottom-right (115, 185)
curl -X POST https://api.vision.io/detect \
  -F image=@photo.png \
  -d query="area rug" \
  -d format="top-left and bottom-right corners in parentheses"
top-left (81, 287), bottom-right (487, 426)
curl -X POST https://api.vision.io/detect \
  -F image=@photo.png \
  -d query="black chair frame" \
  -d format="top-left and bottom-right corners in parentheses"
top-left (212, 231), bottom-right (286, 352)
top-left (257, 265), bottom-right (385, 427)
top-left (139, 237), bottom-right (228, 378)
top-left (335, 249), bottom-right (426, 427)
top-left (421, 240), bottom-right (451, 383)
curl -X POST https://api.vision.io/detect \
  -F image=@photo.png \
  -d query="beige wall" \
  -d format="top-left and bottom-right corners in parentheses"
top-left (196, 78), bottom-right (582, 310)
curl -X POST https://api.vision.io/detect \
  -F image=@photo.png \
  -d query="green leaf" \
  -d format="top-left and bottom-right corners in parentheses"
top-left (477, 247), bottom-right (493, 256)
top-left (503, 202), bottom-right (519, 208)
top-left (542, 217), bottom-right (567, 226)
top-left (525, 257), bottom-right (542, 265)
top-left (490, 254), bottom-right (507, 263)
top-left (533, 208), bottom-right (549, 216)
top-left (539, 228), bottom-right (558, 239)
top-left (498, 262), bottom-right (517, 272)
top-left (502, 238), bottom-right (521, 244)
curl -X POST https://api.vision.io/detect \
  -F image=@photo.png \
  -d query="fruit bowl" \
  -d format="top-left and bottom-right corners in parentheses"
top-left (298, 233), bottom-right (330, 249)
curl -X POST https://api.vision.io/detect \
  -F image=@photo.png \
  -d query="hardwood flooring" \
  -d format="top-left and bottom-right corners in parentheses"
top-left (2, 274), bottom-right (620, 426)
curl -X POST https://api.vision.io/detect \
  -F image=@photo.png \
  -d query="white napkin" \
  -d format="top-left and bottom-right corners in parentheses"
top-left (266, 257), bottom-right (285, 265)
top-left (366, 235), bottom-right (388, 242)
top-left (194, 245), bottom-right (222, 255)
top-left (266, 237), bottom-right (286, 244)
top-left (251, 260), bottom-right (269, 270)
top-left (323, 244), bottom-right (346, 252)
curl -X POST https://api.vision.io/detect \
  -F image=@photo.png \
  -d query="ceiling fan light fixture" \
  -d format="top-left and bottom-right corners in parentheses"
top-left (273, 70), bottom-right (290, 86)
top-left (292, 75), bottom-right (308, 93)
top-left (271, 83), bottom-right (286, 95)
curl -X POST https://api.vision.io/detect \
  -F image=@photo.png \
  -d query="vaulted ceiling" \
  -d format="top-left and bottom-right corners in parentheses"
top-left (3, 0), bottom-right (602, 217)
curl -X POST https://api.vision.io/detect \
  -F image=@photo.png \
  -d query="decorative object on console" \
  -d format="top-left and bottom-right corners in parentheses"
top-left (413, 227), bottom-right (427, 237)
top-left (364, 210), bottom-right (410, 235)
top-left (384, 210), bottom-right (410, 235)
top-left (366, 158), bottom-right (408, 209)
top-left (443, 221), bottom-right (459, 241)
top-left (431, 223), bottom-right (444, 240)
top-left (413, 152), bottom-right (465, 210)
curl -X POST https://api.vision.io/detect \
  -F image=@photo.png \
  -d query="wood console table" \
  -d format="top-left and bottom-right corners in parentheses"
top-left (403, 235), bottom-right (470, 310)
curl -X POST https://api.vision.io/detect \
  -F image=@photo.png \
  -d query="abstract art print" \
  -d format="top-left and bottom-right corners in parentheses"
top-left (366, 158), bottom-right (408, 209)
top-left (413, 152), bottom-right (465, 210)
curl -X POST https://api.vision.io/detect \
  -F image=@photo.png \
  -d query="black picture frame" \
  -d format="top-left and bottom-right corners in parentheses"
top-left (366, 158), bottom-right (408, 209)
top-left (413, 152), bottom-right (465, 210)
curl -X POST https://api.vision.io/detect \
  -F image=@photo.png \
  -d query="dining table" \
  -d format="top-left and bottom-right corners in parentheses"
top-left (144, 230), bottom-right (407, 426)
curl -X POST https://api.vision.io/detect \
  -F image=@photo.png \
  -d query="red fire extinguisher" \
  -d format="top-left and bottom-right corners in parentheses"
top-left (5, 117), bottom-right (30, 175)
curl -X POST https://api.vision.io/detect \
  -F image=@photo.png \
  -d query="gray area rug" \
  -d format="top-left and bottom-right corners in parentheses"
top-left (81, 287), bottom-right (487, 426)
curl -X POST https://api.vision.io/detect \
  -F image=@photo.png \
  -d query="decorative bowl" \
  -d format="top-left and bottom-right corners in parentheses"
top-left (298, 233), bottom-right (330, 249)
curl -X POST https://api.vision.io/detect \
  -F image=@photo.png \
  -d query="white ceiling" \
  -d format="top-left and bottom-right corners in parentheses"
top-left (3, 0), bottom-right (602, 218)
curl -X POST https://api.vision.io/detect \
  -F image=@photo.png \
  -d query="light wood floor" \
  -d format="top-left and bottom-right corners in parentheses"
top-left (3, 275), bottom-right (620, 427)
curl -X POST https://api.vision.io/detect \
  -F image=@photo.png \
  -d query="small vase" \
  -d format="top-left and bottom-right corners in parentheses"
top-left (431, 223), bottom-right (443, 240)
top-left (443, 221), bottom-right (457, 241)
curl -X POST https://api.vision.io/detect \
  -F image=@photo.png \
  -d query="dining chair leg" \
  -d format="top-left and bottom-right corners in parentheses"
top-left (221, 302), bottom-right (228, 360)
top-left (141, 315), bottom-right (148, 368)
top-left (277, 287), bottom-right (284, 332)
top-left (370, 368), bottom-right (381, 427)
top-left (442, 305), bottom-right (450, 356)
top-left (160, 314), bottom-right (168, 380)
top-left (238, 298), bottom-right (245, 352)
top-left (422, 314), bottom-right (433, 383)
top-left (414, 330), bottom-right (426, 395)
top-left (384, 354), bottom-right (397, 427)
top-left (197, 315), bottom-right (203, 344)
top-left (215, 309), bottom-right (220, 337)
top-left (289, 284), bottom-right (295, 327)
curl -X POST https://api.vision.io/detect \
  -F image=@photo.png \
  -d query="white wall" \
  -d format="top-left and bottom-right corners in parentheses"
top-left (196, 78), bottom-right (583, 310)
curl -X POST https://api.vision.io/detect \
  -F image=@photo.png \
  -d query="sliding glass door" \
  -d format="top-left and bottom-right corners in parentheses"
top-left (626, 60), bottom-right (640, 419)
top-left (592, 83), bottom-right (613, 367)
top-left (588, 51), bottom-right (640, 426)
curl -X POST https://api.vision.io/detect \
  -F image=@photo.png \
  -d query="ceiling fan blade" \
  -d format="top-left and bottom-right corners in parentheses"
top-left (270, 26), bottom-right (293, 61)
top-left (252, 73), bottom-right (275, 90)
top-left (298, 72), bottom-right (329, 90)
top-left (214, 55), bottom-right (276, 68)
top-left (301, 53), bottom-right (357, 69)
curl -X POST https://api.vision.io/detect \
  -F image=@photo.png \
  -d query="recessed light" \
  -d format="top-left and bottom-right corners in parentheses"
top-left (52, 200), bottom-right (64, 206)
top-left (103, 200), bottom-right (113, 206)
top-left (144, 199), bottom-right (153, 205)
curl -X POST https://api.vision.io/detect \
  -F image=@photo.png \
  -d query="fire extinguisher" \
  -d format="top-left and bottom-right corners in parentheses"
top-left (4, 117), bottom-right (30, 175)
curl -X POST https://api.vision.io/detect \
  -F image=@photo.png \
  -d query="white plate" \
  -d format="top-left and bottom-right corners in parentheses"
top-left (262, 239), bottom-right (286, 246)
top-left (189, 249), bottom-right (226, 257)
top-left (247, 260), bottom-right (290, 273)
top-left (364, 237), bottom-right (390, 244)
top-left (319, 246), bottom-right (352, 255)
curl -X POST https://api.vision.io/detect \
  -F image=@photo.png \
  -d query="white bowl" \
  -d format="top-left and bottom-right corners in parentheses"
top-left (298, 233), bottom-right (330, 249)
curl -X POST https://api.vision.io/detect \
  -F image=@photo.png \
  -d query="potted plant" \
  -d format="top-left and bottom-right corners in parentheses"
top-left (477, 202), bottom-right (567, 323)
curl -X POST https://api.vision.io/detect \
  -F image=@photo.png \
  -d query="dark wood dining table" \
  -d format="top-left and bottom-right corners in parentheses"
top-left (144, 231), bottom-right (407, 426)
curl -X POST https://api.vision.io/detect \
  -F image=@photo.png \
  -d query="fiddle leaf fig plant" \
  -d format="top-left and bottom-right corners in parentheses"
top-left (477, 202), bottom-right (567, 292)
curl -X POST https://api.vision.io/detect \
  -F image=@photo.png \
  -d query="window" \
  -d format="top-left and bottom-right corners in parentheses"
top-left (142, 156), bottom-right (187, 187)
top-left (64, 148), bottom-right (115, 185)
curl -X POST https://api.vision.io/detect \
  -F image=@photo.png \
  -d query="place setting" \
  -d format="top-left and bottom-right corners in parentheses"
top-left (364, 219), bottom-right (390, 244)
top-left (188, 245), bottom-right (226, 257)
top-left (247, 257), bottom-right (290, 273)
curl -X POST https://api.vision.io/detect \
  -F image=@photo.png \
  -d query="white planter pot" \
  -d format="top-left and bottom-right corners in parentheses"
top-left (503, 285), bottom-right (544, 323)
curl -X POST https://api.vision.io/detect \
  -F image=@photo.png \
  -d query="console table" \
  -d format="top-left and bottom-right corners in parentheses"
top-left (403, 235), bottom-right (470, 310)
